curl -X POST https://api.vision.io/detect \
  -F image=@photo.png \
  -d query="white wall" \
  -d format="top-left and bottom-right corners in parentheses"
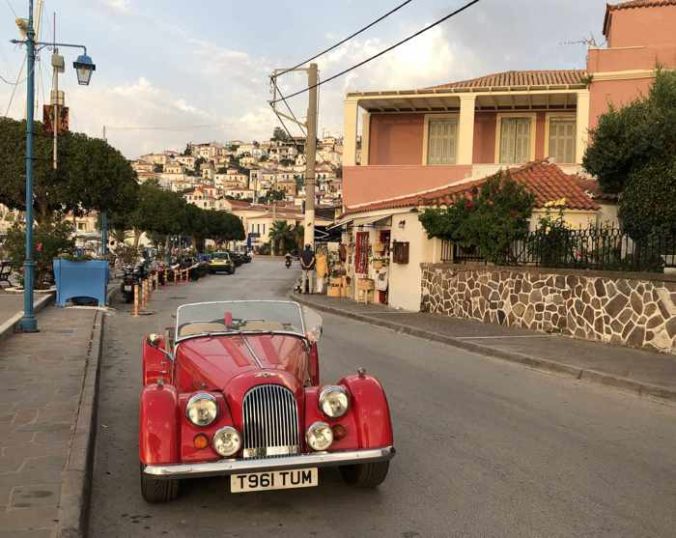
top-left (389, 212), bottom-right (441, 311)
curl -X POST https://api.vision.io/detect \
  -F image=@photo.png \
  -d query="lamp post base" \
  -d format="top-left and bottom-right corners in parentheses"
top-left (18, 316), bottom-right (39, 333)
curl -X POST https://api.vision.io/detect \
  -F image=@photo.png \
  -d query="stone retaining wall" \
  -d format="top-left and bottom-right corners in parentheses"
top-left (420, 264), bottom-right (676, 354)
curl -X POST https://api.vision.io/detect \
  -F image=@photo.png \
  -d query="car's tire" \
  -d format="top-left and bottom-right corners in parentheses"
top-left (339, 461), bottom-right (389, 488)
top-left (140, 465), bottom-right (179, 503)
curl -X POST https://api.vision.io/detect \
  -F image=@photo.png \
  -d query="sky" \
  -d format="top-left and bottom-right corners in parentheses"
top-left (0, 0), bottom-right (610, 158)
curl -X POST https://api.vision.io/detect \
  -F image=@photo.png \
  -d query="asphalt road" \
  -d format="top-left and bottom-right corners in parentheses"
top-left (89, 259), bottom-right (676, 538)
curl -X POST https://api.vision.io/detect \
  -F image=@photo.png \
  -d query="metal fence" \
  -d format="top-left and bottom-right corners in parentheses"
top-left (441, 227), bottom-right (676, 272)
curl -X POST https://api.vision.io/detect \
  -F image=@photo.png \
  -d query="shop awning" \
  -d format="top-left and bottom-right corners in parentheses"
top-left (329, 214), bottom-right (392, 230)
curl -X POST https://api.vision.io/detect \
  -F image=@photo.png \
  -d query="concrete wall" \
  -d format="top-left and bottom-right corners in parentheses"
top-left (389, 212), bottom-right (442, 311)
top-left (421, 264), bottom-right (676, 354)
top-left (606, 5), bottom-right (676, 48)
top-left (342, 165), bottom-right (472, 207)
top-left (368, 114), bottom-right (425, 165)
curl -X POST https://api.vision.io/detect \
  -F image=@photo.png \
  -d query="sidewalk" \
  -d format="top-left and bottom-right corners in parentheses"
top-left (0, 293), bottom-right (54, 343)
top-left (294, 293), bottom-right (676, 403)
top-left (0, 305), bottom-right (103, 538)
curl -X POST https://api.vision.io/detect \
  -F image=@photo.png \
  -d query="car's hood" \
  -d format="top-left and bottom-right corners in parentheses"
top-left (174, 334), bottom-right (309, 396)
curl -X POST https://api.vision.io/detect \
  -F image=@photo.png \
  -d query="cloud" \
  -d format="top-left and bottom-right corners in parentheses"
top-left (103, 0), bottom-right (132, 14)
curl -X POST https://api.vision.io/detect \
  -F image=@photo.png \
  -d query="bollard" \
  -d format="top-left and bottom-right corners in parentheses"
top-left (133, 284), bottom-right (140, 316)
top-left (142, 279), bottom-right (148, 308)
top-left (164, 268), bottom-right (168, 286)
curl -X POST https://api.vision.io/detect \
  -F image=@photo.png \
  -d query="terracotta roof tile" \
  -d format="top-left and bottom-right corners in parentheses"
top-left (608, 0), bottom-right (676, 11)
top-left (427, 70), bottom-right (588, 91)
top-left (342, 161), bottom-right (599, 217)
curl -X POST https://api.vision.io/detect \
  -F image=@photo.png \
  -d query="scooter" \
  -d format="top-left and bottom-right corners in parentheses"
top-left (285, 256), bottom-right (292, 269)
top-left (120, 262), bottom-right (147, 303)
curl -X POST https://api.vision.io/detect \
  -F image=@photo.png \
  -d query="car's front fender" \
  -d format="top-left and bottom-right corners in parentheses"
top-left (338, 374), bottom-right (393, 449)
top-left (139, 384), bottom-right (179, 465)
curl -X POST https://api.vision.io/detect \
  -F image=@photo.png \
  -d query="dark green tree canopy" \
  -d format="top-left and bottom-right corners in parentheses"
top-left (583, 70), bottom-right (676, 237)
top-left (419, 173), bottom-right (535, 264)
top-left (0, 117), bottom-right (139, 223)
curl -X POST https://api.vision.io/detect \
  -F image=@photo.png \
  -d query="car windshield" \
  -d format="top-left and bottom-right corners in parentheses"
top-left (211, 252), bottom-right (229, 260)
top-left (175, 300), bottom-right (314, 341)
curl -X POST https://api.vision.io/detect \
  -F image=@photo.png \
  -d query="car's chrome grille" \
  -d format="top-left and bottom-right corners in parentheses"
top-left (242, 384), bottom-right (300, 459)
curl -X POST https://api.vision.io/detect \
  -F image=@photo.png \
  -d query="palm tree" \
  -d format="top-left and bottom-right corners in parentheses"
top-left (268, 220), bottom-right (294, 256)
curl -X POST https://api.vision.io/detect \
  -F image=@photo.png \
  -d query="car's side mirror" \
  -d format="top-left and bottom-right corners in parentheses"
top-left (147, 333), bottom-right (174, 361)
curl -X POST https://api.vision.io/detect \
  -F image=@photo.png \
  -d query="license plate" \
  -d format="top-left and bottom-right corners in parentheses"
top-left (123, 285), bottom-right (132, 291)
top-left (230, 468), bottom-right (318, 493)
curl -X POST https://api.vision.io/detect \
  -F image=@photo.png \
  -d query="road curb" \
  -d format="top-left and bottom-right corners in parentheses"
top-left (56, 310), bottom-right (105, 538)
top-left (293, 293), bottom-right (676, 404)
top-left (0, 292), bottom-right (55, 343)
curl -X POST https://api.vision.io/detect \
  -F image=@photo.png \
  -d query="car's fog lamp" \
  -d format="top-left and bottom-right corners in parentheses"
top-left (319, 385), bottom-right (349, 418)
top-left (186, 393), bottom-right (218, 427)
top-left (331, 424), bottom-right (347, 440)
top-left (193, 433), bottom-right (209, 449)
top-left (306, 421), bottom-right (333, 451)
top-left (213, 426), bottom-right (241, 457)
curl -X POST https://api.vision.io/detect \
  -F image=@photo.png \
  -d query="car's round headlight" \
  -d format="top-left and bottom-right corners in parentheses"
top-left (186, 393), bottom-right (218, 427)
top-left (213, 426), bottom-right (241, 457)
top-left (306, 421), bottom-right (333, 451)
top-left (318, 385), bottom-right (349, 418)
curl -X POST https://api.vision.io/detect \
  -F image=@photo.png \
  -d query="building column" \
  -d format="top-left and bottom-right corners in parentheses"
top-left (343, 98), bottom-right (359, 166)
top-left (361, 111), bottom-right (371, 165)
top-left (457, 94), bottom-right (476, 165)
top-left (576, 90), bottom-right (590, 164)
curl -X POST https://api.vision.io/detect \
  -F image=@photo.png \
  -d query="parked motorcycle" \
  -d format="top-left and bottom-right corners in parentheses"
top-left (285, 255), bottom-right (292, 269)
top-left (120, 262), bottom-right (147, 303)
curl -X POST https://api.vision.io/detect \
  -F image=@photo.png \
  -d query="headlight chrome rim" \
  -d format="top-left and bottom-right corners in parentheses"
top-left (212, 426), bottom-right (241, 457)
top-left (318, 385), bottom-right (350, 418)
top-left (306, 421), bottom-right (333, 451)
top-left (186, 392), bottom-right (218, 427)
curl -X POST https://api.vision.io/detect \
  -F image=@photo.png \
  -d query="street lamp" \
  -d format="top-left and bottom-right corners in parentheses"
top-left (11, 0), bottom-right (96, 332)
top-left (73, 54), bottom-right (96, 85)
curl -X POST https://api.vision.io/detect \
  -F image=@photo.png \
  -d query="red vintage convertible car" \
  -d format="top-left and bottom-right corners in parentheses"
top-left (139, 300), bottom-right (395, 502)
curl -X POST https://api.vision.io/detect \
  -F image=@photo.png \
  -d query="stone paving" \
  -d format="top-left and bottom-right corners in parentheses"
top-left (0, 306), bottom-right (99, 538)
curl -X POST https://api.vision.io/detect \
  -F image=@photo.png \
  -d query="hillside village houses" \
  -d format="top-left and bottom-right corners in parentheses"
top-left (336, 0), bottom-right (676, 311)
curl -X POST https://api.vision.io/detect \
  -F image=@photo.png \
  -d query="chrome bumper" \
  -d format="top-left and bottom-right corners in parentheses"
top-left (143, 446), bottom-right (395, 480)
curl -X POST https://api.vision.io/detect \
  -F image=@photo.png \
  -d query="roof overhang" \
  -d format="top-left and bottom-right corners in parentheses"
top-left (329, 213), bottom-right (393, 230)
top-left (349, 89), bottom-right (584, 113)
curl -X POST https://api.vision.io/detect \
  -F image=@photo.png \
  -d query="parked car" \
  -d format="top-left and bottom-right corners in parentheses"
top-left (139, 300), bottom-right (395, 502)
top-left (207, 252), bottom-right (235, 274)
top-left (228, 251), bottom-right (245, 267)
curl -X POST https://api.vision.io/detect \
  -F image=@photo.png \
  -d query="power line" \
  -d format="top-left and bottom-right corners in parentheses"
top-left (270, 0), bottom-right (482, 104)
top-left (4, 0), bottom-right (18, 18)
top-left (276, 0), bottom-right (414, 77)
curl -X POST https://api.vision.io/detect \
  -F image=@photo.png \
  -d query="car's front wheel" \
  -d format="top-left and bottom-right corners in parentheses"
top-left (339, 461), bottom-right (389, 488)
top-left (140, 465), bottom-right (179, 503)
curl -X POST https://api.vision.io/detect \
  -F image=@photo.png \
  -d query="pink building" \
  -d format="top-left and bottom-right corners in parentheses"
top-left (342, 0), bottom-right (676, 209)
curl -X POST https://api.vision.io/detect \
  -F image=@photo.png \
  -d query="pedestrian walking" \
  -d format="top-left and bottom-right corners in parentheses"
top-left (300, 244), bottom-right (316, 294)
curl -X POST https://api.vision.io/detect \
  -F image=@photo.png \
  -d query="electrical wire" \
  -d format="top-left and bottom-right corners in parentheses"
top-left (4, 0), bottom-right (18, 18)
top-left (270, 0), bottom-right (482, 104)
top-left (276, 0), bottom-right (414, 77)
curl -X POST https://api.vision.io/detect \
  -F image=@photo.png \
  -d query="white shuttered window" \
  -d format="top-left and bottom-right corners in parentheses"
top-left (427, 118), bottom-right (458, 165)
top-left (548, 117), bottom-right (576, 164)
top-left (499, 117), bottom-right (532, 164)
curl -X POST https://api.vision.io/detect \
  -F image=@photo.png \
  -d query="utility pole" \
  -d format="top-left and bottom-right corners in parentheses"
top-left (303, 63), bottom-right (318, 249)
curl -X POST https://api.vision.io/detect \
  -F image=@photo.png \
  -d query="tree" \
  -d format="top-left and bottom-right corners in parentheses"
top-left (0, 117), bottom-right (139, 224)
top-left (272, 127), bottom-right (289, 142)
top-left (268, 220), bottom-right (295, 255)
top-left (419, 173), bottom-right (535, 264)
top-left (583, 70), bottom-right (676, 238)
